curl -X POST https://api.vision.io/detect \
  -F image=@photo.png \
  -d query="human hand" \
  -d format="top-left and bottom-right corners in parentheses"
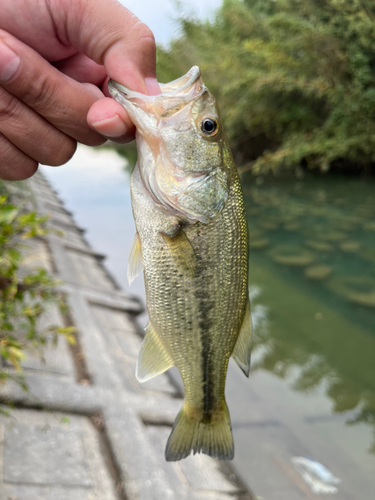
top-left (0, 0), bottom-right (160, 180)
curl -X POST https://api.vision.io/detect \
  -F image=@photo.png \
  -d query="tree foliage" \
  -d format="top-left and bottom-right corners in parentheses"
top-left (154, 0), bottom-right (375, 174)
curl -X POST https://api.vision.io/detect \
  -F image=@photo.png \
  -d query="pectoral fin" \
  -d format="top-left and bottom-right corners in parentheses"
top-left (127, 232), bottom-right (143, 285)
top-left (161, 229), bottom-right (196, 274)
top-left (232, 300), bottom-right (252, 377)
top-left (136, 323), bottom-right (174, 382)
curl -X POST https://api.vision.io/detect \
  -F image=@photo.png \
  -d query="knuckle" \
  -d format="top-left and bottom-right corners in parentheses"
top-left (0, 134), bottom-right (38, 181)
top-left (11, 162), bottom-right (38, 180)
top-left (114, 18), bottom-right (155, 51)
top-left (82, 133), bottom-right (107, 147)
top-left (132, 21), bottom-right (156, 47)
top-left (45, 136), bottom-right (77, 166)
top-left (0, 91), bottom-right (21, 121)
top-left (138, 24), bottom-right (156, 44)
top-left (19, 72), bottom-right (57, 112)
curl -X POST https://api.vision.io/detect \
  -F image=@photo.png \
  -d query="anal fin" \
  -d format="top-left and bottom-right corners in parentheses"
top-left (127, 232), bottom-right (143, 285)
top-left (136, 323), bottom-right (174, 382)
top-left (232, 300), bottom-right (252, 377)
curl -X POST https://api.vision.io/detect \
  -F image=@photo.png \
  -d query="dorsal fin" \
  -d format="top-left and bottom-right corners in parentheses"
top-left (127, 232), bottom-right (143, 285)
top-left (136, 323), bottom-right (174, 382)
top-left (232, 300), bottom-right (252, 377)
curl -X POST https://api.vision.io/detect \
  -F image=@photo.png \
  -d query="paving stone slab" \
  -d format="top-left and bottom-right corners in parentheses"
top-left (56, 229), bottom-right (89, 248)
top-left (102, 406), bottom-right (177, 500)
top-left (66, 249), bottom-right (116, 290)
top-left (66, 292), bottom-right (126, 389)
top-left (180, 454), bottom-right (243, 493)
top-left (91, 303), bottom-right (141, 333)
top-left (23, 306), bottom-right (75, 379)
top-left (145, 425), bottom-right (194, 499)
top-left (79, 289), bottom-right (142, 314)
top-left (64, 243), bottom-right (106, 260)
top-left (42, 201), bottom-right (72, 214)
top-left (0, 377), bottom-right (103, 414)
top-left (36, 191), bottom-right (61, 204)
top-left (17, 339), bottom-right (75, 380)
top-left (90, 303), bottom-right (178, 396)
top-left (46, 210), bottom-right (74, 225)
top-left (192, 492), bottom-right (241, 500)
top-left (4, 424), bottom-right (92, 486)
top-left (1, 484), bottom-right (107, 500)
top-left (0, 374), bottom-right (180, 422)
top-left (3, 299), bottom-right (75, 381)
top-left (111, 327), bottom-right (143, 359)
top-left (49, 218), bottom-right (85, 234)
top-left (19, 238), bottom-right (54, 274)
top-left (0, 409), bottom-right (117, 500)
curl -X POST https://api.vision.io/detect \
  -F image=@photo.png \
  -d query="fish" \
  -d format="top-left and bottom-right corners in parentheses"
top-left (108, 66), bottom-right (251, 462)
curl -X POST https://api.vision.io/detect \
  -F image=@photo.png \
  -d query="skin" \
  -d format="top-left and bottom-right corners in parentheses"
top-left (0, 0), bottom-right (160, 181)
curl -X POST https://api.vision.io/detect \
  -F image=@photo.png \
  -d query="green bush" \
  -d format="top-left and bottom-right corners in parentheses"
top-left (141, 0), bottom-right (375, 175)
top-left (0, 181), bottom-right (75, 390)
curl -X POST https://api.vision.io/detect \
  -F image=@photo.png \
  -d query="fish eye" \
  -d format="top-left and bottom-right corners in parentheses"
top-left (200, 117), bottom-right (218, 136)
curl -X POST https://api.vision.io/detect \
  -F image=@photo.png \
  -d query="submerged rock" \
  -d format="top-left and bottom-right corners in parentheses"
top-left (269, 245), bottom-right (315, 266)
top-left (260, 220), bottom-right (279, 231)
top-left (339, 241), bottom-right (361, 253)
top-left (284, 222), bottom-right (300, 231)
top-left (327, 276), bottom-right (375, 308)
top-left (250, 238), bottom-right (270, 250)
top-left (305, 240), bottom-right (334, 252)
top-left (317, 231), bottom-right (347, 242)
top-left (304, 265), bottom-right (332, 280)
top-left (363, 221), bottom-right (375, 231)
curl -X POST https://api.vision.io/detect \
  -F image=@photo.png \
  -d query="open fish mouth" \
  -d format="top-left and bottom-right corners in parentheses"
top-left (108, 65), bottom-right (213, 130)
top-left (108, 66), bottom-right (202, 100)
top-left (108, 66), bottom-right (207, 120)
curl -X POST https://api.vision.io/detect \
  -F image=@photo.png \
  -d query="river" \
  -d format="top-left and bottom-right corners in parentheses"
top-left (41, 145), bottom-right (375, 500)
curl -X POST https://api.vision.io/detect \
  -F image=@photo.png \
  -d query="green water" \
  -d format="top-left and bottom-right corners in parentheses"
top-left (243, 173), bottom-right (375, 453)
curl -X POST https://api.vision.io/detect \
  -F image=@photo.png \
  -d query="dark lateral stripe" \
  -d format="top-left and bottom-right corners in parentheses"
top-left (195, 252), bottom-right (215, 422)
top-left (201, 332), bottom-right (214, 420)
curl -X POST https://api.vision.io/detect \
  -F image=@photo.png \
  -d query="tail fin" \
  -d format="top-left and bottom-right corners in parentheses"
top-left (165, 401), bottom-right (234, 461)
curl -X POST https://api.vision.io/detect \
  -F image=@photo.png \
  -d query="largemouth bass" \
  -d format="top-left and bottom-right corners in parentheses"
top-left (109, 67), bottom-right (251, 462)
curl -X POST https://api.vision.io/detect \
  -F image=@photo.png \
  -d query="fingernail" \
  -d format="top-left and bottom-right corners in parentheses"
top-left (91, 114), bottom-right (127, 137)
top-left (145, 77), bottom-right (161, 96)
top-left (0, 40), bottom-right (20, 81)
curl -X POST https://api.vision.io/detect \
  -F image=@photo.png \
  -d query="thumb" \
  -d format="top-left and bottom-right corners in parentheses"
top-left (50, 0), bottom-right (160, 95)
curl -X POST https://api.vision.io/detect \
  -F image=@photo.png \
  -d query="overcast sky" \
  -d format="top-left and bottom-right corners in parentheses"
top-left (120, 0), bottom-right (222, 46)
